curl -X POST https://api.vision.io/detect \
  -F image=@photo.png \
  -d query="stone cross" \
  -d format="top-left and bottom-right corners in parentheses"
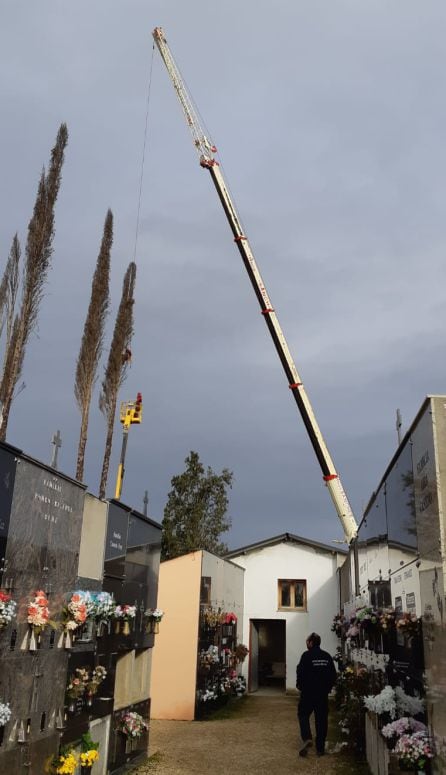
top-left (50, 430), bottom-right (62, 469)
top-left (143, 490), bottom-right (149, 516)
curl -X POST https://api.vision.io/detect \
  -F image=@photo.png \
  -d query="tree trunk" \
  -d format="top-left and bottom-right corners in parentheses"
top-left (99, 413), bottom-right (115, 499)
top-left (75, 402), bottom-right (90, 482)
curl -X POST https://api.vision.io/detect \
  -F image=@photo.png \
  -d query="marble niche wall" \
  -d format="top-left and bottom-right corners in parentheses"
top-left (0, 442), bottom-right (86, 775)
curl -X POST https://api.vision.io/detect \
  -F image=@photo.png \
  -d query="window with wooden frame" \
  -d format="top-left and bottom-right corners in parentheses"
top-left (278, 579), bottom-right (307, 611)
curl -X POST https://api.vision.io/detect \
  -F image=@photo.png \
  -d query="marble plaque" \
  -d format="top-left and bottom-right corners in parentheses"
top-left (3, 456), bottom-right (85, 593)
top-left (104, 502), bottom-right (129, 579)
top-left (0, 444), bottom-right (17, 581)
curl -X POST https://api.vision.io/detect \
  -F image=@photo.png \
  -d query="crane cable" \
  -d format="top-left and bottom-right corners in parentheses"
top-left (133, 42), bottom-right (155, 264)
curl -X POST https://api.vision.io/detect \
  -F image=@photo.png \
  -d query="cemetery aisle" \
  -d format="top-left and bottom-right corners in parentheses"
top-left (132, 694), bottom-right (354, 774)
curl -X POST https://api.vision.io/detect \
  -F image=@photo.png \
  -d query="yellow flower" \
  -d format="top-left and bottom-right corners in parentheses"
top-left (56, 751), bottom-right (78, 775)
top-left (80, 749), bottom-right (99, 767)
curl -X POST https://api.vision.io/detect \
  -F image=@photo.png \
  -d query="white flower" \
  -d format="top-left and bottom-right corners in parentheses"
top-left (0, 702), bottom-right (11, 727)
top-left (364, 686), bottom-right (397, 718)
top-left (395, 686), bottom-right (424, 716)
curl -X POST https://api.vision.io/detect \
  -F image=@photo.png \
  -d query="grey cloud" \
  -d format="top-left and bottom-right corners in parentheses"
top-left (1, 1), bottom-right (446, 548)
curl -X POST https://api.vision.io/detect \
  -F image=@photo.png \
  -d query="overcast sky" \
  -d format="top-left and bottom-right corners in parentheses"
top-left (1, 1), bottom-right (446, 549)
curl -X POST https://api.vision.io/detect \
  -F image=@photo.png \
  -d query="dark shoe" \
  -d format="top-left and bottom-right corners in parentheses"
top-left (299, 740), bottom-right (312, 757)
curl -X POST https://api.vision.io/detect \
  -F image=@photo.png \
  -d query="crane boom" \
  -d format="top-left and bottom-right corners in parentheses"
top-left (153, 27), bottom-right (358, 542)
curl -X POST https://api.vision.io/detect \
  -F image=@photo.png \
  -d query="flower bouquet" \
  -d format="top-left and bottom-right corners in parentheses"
top-left (235, 643), bottom-right (249, 663)
top-left (0, 701), bottom-right (11, 727)
top-left (114, 605), bottom-right (136, 635)
top-left (199, 645), bottom-right (220, 669)
top-left (364, 685), bottom-right (397, 720)
top-left (393, 731), bottom-right (434, 772)
top-left (356, 606), bottom-right (379, 630)
top-left (117, 711), bottom-right (148, 752)
top-left (331, 613), bottom-right (345, 638)
top-left (394, 686), bottom-right (424, 717)
top-left (60, 592), bottom-right (90, 648)
top-left (66, 667), bottom-right (89, 712)
top-left (346, 623), bottom-right (359, 640)
top-left (80, 749), bottom-right (99, 774)
top-left (51, 748), bottom-right (78, 775)
top-left (223, 612), bottom-right (237, 625)
top-left (202, 607), bottom-right (219, 628)
top-left (396, 612), bottom-right (419, 640)
top-left (144, 608), bottom-right (164, 634)
top-left (85, 665), bottom-right (107, 705)
top-left (27, 590), bottom-right (50, 650)
top-left (197, 688), bottom-right (217, 703)
top-left (379, 609), bottom-right (396, 632)
top-left (80, 731), bottom-right (99, 774)
top-left (381, 716), bottom-right (427, 751)
top-left (92, 591), bottom-right (115, 636)
top-left (0, 591), bottom-right (16, 631)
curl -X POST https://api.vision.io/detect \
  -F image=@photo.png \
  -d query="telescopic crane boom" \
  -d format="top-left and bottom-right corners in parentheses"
top-left (153, 27), bottom-right (358, 543)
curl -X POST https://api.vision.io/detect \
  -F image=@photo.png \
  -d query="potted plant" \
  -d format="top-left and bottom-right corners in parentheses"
top-left (27, 590), bottom-right (51, 650)
top-left (144, 608), bottom-right (164, 634)
top-left (79, 731), bottom-right (99, 774)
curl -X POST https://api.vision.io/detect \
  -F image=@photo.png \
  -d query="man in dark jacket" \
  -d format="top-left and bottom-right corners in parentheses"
top-left (296, 632), bottom-right (337, 757)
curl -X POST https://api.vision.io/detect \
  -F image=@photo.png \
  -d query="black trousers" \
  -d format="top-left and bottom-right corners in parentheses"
top-left (297, 693), bottom-right (329, 753)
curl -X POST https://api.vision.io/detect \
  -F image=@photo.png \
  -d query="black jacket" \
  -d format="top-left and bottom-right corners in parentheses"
top-left (296, 645), bottom-right (337, 696)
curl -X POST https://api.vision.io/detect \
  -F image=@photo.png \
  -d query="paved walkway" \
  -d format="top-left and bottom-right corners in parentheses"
top-left (132, 694), bottom-right (355, 775)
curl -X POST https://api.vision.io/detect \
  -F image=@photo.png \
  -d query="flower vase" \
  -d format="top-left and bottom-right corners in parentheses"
top-left (122, 620), bottom-right (130, 636)
top-left (64, 630), bottom-right (72, 649)
top-left (67, 700), bottom-right (76, 714)
top-left (86, 693), bottom-right (93, 707)
top-left (96, 621), bottom-right (105, 638)
top-left (29, 627), bottom-right (37, 652)
top-left (125, 736), bottom-right (132, 753)
top-left (114, 620), bottom-right (121, 635)
top-left (150, 620), bottom-right (159, 634)
top-left (81, 767), bottom-right (93, 775)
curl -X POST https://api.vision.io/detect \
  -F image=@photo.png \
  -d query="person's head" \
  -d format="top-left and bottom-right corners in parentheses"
top-left (306, 632), bottom-right (321, 649)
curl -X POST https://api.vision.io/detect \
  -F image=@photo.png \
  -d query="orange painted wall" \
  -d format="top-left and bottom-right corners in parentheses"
top-left (150, 551), bottom-right (202, 720)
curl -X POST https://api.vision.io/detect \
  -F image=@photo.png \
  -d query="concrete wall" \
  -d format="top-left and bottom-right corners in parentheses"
top-left (231, 541), bottom-right (339, 692)
top-left (200, 551), bottom-right (244, 636)
top-left (150, 553), bottom-right (201, 720)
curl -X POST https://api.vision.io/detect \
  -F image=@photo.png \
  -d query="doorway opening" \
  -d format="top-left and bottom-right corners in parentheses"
top-left (249, 619), bottom-right (286, 692)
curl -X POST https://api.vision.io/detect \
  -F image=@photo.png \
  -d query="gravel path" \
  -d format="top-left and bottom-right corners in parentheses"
top-left (131, 694), bottom-right (347, 775)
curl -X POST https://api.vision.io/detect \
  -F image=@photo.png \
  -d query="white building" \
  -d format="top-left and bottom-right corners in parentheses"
top-left (226, 533), bottom-right (346, 693)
